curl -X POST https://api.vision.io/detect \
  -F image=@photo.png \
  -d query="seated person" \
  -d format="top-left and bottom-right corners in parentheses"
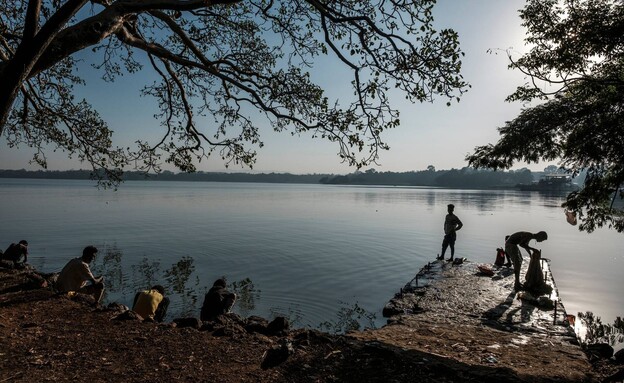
top-left (56, 245), bottom-right (104, 305)
top-left (200, 278), bottom-right (237, 321)
top-left (132, 285), bottom-right (169, 322)
top-left (1, 240), bottom-right (29, 267)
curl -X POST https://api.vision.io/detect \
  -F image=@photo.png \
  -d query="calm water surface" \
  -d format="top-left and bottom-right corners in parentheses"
top-left (1, 178), bottom-right (622, 331)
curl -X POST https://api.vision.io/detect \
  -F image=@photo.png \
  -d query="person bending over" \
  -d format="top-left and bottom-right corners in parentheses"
top-left (505, 231), bottom-right (548, 291)
top-left (1, 240), bottom-right (29, 268)
top-left (133, 285), bottom-right (170, 322)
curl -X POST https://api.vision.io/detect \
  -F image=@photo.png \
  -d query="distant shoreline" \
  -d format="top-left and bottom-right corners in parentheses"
top-left (0, 168), bottom-right (559, 189)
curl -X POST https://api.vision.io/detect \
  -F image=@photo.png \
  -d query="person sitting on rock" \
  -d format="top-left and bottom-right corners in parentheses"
top-left (132, 285), bottom-right (169, 322)
top-left (504, 231), bottom-right (548, 291)
top-left (1, 240), bottom-right (29, 268)
top-left (56, 245), bottom-right (104, 305)
top-left (200, 278), bottom-right (237, 321)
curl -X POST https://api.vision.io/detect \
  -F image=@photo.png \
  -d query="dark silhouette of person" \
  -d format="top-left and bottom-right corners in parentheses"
top-left (504, 231), bottom-right (548, 291)
top-left (132, 285), bottom-right (169, 322)
top-left (1, 240), bottom-right (29, 267)
top-left (437, 204), bottom-right (463, 261)
top-left (56, 245), bottom-right (105, 305)
top-left (503, 235), bottom-right (513, 267)
top-left (200, 278), bottom-right (237, 321)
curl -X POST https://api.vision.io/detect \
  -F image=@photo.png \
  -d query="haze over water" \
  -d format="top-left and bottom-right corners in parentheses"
top-left (1, 178), bottom-right (622, 331)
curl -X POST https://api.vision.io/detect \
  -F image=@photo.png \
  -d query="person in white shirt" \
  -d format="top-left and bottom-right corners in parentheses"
top-left (56, 245), bottom-right (104, 305)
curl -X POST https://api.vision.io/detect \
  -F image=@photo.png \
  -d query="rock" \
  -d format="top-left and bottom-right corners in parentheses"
top-left (604, 368), bottom-right (624, 382)
top-left (536, 296), bottom-right (555, 310)
top-left (382, 301), bottom-right (404, 317)
top-left (212, 322), bottom-right (245, 337)
top-left (267, 316), bottom-right (289, 335)
top-left (261, 339), bottom-right (294, 369)
top-left (245, 316), bottom-right (270, 334)
top-left (113, 310), bottom-right (143, 321)
top-left (106, 302), bottom-right (130, 313)
top-left (199, 322), bottom-right (215, 332)
top-left (173, 317), bottom-right (201, 329)
top-left (614, 348), bottom-right (624, 364)
top-left (586, 343), bottom-right (614, 359)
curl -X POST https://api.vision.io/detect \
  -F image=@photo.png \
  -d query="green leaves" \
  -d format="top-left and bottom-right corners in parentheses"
top-left (468, 0), bottom-right (624, 233)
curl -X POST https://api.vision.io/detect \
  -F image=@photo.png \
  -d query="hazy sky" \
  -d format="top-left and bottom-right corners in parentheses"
top-left (1, 0), bottom-right (551, 174)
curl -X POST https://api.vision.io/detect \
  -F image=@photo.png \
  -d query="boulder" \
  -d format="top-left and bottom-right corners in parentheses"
top-left (173, 317), bottom-right (201, 329)
top-left (267, 316), bottom-right (289, 335)
top-left (245, 316), bottom-right (270, 334)
top-left (113, 310), bottom-right (143, 321)
top-left (586, 343), bottom-right (614, 359)
top-left (261, 339), bottom-right (294, 369)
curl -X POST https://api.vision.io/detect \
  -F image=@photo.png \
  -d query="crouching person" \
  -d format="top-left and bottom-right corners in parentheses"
top-left (132, 285), bottom-right (169, 322)
top-left (200, 278), bottom-right (236, 321)
top-left (1, 240), bottom-right (29, 269)
top-left (56, 245), bottom-right (104, 306)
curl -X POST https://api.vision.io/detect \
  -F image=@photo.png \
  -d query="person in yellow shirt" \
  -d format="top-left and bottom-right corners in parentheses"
top-left (132, 285), bottom-right (169, 322)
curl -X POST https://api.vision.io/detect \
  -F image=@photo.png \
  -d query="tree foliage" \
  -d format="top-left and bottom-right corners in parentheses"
top-left (0, 0), bottom-right (467, 185)
top-left (467, 0), bottom-right (624, 233)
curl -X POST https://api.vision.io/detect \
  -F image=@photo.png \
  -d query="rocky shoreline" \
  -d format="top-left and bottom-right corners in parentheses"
top-left (1, 261), bottom-right (622, 382)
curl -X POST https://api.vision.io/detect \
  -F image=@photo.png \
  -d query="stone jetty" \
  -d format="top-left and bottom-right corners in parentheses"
top-left (349, 257), bottom-right (593, 382)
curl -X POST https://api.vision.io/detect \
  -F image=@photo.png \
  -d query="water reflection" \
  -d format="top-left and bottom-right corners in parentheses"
top-left (88, 247), bottom-right (378, 332)
top-left (346, 187), bottom-right (570, 214)
top-left (164, 257), bottom-right (202, 317)
top-left (90, 247), bottom-right (265, 321)
top-left (318, 301), bottom-right (377, 334)
top-left (91, 244), bottom-right (125, 302)
top-left (229, 277), bottom-right (259, 317)
top-left (91, 249), bottom-right (205, 318)
top-left (131, 257), bottom-right (162, 291)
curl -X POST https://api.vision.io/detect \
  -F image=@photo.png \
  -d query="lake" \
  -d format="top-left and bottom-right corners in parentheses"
top-left (1, 178), bottom-right (622, 333)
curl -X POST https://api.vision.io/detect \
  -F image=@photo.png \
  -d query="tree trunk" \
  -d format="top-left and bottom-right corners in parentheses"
top-left (0, 62), bottom-right (30, 134)
top-left (0, 0), bottom-right (90, 135)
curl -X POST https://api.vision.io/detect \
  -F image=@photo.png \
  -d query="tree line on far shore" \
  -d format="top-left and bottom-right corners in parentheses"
top-left (319, 167), bottom-right (536, 188)
top-left (0, 167), bottom-right (562, 189)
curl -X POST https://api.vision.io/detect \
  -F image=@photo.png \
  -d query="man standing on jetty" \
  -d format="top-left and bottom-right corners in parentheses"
top-left (505, 231), bottom-right (548, 291)
top-left (437, 204), bottom-right (463, 261)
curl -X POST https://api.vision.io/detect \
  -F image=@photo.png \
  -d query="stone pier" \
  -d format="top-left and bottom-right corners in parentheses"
top-left (348, 257), bottom-right (594, 382)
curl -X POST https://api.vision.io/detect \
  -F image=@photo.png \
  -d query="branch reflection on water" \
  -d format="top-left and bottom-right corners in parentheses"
top-left (229, 277), bottom-right (259, 318)
top-left (90, 247), bottom-right (262, 321)
top-left (89, 246), bottom-right (378, 332)
top-left (319, 301), bottom-right (377, 334)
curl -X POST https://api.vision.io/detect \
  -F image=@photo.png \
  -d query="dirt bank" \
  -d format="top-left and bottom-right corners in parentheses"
top-left (0, 263), bottom-right (620, 382)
